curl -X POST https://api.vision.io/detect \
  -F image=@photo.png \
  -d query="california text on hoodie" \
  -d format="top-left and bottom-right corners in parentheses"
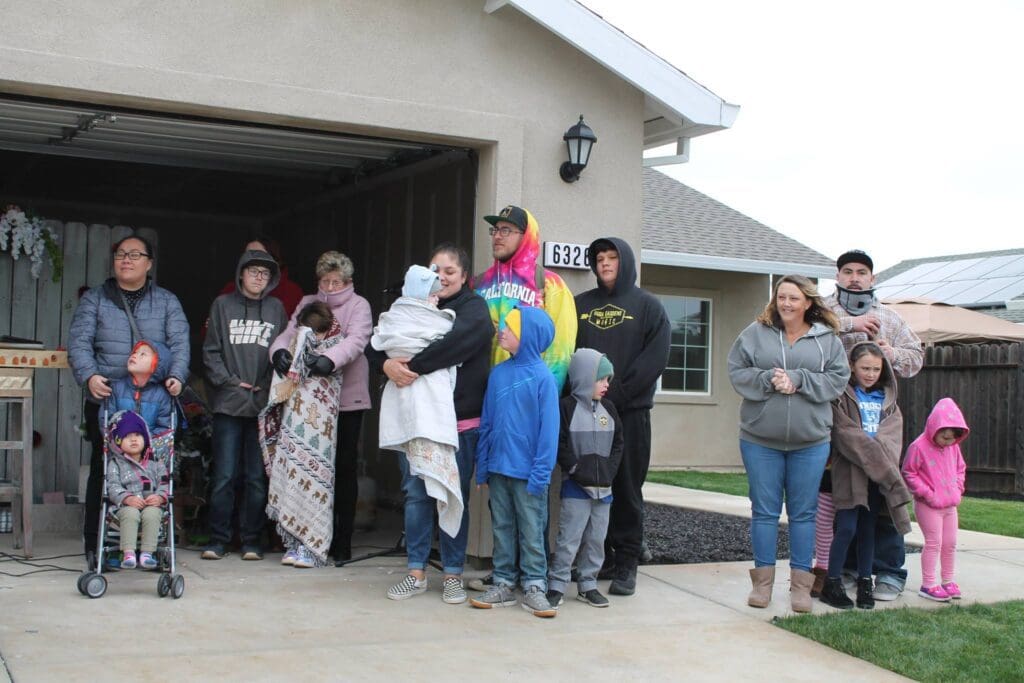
top-left (204, 250), bottom-right (289, 418)
top-left (728, 320), bottom-right (850, 451)
top-left (109, 340), bottom-right (174, 433)
top-left (366, 283), bottom-right (494, 421)
top-left (474, 208), bottom-right (577, 389)
top-left (830, 342), bottom-right (913, 534)
top-left (558, 348), bottom-right (624, 496)
top-left (902, 397), bottom-right (969, 509)
top-left (270, 283), bottom-right (372, 412)
top-left (476, 306), bottom-right (560, 496)
top-left (574, 238), bottom-right (670, 413)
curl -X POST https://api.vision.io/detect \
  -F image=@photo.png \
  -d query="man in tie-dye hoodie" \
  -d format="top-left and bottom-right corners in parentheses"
top-left (474, 205), bottom-right (577, 389)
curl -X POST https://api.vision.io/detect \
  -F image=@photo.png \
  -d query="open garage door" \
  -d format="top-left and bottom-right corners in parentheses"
top-left (0, 94), bottom-right (477, 509)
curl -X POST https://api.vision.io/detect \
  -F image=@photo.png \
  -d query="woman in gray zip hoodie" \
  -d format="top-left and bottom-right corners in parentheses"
top-left (728, 274), bottom-right (850, 613)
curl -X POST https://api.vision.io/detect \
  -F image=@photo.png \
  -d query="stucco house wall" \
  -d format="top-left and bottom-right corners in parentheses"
top-left (643, 265), bottom-right (768, 471)
top-left (0, 0), bottom-right (644, 284)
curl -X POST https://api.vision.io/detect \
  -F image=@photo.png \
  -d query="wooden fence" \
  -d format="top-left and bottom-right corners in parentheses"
top-left (897, 342), bottom-right (1024, 495)
top-left (1, 222), bottom-right (151, 502)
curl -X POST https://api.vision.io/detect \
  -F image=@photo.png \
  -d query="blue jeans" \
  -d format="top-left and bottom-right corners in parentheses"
top-left (488, 473), bottom-right (548, 591)
top-left (400, 429), bottom-right (477, 574)
top-left (740, 439), bottom-right (830, 573)
top-left (207, 414), bottom-right (267, 548)
top-left (829, 483), bottom-right (882, 579)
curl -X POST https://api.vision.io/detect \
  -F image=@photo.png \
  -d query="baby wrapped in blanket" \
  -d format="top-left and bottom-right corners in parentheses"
top-left (371, 265), bottom-right (463, 537)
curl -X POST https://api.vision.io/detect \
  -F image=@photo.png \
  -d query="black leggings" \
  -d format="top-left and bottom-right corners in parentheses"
top-left (331, 410), bottom-right (365, 556)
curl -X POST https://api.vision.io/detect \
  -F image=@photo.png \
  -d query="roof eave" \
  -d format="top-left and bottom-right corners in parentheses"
top-left (642, 249), bottom-right (836, 279)
top-left (485, 0), bottom-right (739, 142)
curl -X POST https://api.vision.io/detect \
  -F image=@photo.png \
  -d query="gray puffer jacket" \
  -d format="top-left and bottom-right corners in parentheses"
top-left (68, 278), bottom-right (190, 400)
top-left (728, 321), bottom-right (850, 450)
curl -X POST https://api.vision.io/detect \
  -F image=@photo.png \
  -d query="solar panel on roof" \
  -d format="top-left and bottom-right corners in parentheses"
top-left (951, 254), bottom-right (1022, 280)
top-left (984, 255), bottom-right (1024, 278)
top-left (934, 258), bottom-right (985, 280)
top-left (880, 261), bottom-right (952, 286)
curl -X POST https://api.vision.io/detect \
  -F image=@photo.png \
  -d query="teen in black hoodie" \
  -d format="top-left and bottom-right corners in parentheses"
top-left (574, 237), bottom-right (670, 596)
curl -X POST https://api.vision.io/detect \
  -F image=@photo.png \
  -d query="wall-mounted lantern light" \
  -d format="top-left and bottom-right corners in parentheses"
top-left (559, 115), bottom-right (597, 183)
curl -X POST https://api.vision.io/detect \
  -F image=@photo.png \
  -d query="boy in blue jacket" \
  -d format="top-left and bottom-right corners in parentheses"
top-left (109, 340), bottom-right (174, 434)
top-left (470, 306), bottom-right (559, 618)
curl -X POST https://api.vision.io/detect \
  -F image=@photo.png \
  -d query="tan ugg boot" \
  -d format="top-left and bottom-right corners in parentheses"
top-left (747, 566), bottom-right (775, 608)
top-left (790, 568), bottom-right (815, 613)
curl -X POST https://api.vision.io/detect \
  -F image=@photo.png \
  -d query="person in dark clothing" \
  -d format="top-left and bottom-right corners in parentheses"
top-left (574, 237), bottom-right (670, 596)
top-left (366, 243), bottom-right (494, 602)
top-left (68, 235), bottom-right (190, 561)
top-left (201, 249), bottom-right (288, 561)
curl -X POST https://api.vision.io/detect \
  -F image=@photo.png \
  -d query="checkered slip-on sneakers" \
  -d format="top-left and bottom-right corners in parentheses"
top-left (387, 574), bottom-right (427, 600)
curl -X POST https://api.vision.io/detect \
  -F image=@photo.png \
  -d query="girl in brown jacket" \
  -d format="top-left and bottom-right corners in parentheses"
top-left (820, 342), bottom-right (912, 610)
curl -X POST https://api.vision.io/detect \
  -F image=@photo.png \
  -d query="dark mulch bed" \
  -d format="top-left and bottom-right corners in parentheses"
top-left (642, 502), bottom-right (919, 565)
top-left (643, 503), bottom-right (788, 565)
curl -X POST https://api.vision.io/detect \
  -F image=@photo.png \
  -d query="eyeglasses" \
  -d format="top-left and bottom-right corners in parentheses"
top-left (246, 267), bottom-right (272, 280)
top-left (488, 226), bottom-right (523, 238)
top-left (113, 250), bottom-right (150, 262)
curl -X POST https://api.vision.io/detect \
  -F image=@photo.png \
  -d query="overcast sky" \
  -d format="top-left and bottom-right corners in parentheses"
top-left (580, 0), bottom-right (1024, 275)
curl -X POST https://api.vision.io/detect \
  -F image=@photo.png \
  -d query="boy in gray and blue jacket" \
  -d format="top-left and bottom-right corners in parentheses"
top-left (547, 348), bottom-right (623, 609)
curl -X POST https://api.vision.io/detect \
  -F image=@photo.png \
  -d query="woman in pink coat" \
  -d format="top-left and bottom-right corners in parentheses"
top-left (901, 397), bottom-right (969, 602)
top-left (270, 251), bottom-right (372, 563)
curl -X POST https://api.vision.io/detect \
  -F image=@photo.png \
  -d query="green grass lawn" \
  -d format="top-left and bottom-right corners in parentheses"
top-left (646, 470), bottom-right (748, 496)
top-left (775, 601), bottom-right (1024, 682)
top-left (647, 470), bottom-right (1024, 538)
top-left (955, 497), bottom-right (1024, 538)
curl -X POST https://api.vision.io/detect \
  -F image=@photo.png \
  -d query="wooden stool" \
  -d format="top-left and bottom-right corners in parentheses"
top-left (0, 368), bottom-right (33, 557)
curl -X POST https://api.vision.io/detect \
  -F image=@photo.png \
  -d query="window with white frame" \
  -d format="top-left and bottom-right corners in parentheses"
top-left (657, 294), bottom-right (712, 393)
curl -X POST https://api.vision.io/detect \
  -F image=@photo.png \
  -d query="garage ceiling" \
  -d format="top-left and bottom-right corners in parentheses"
top-left (0, 96), bottom-right (446, 179)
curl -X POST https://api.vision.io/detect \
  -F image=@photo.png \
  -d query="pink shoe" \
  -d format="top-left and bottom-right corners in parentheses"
top-left (941, 582), bottom-right (962, 599)
top-left (918, 584), bottom-right (951, 602)
top-left (121, 550), bottom-right (137, 569)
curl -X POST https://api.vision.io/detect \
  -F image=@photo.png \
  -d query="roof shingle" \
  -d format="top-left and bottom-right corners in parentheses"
top-left (642, 168), bottom-right (833, 268)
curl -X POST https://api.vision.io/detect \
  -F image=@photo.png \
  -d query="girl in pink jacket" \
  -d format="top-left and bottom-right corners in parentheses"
top-left (902, 397), bottom-right (968, 602)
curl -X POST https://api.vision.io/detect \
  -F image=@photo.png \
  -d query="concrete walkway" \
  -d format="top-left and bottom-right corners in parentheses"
top-left (2, 487), bottom-right (1021, 682)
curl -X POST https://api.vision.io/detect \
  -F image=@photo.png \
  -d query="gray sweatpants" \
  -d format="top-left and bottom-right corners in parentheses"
top-left (548, 496), bottom-right (611, 593)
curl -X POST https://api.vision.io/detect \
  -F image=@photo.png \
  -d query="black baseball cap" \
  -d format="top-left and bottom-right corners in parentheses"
top-left (483, 205), bottom-right (528, 232)
top-left (836, 249), bottom-right (874, 272)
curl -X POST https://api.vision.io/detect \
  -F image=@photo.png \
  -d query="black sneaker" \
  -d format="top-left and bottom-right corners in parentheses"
top-left (820, 577), bottom-right (854, 609)
top-left (609, 565), bottom-right (637, 596)
top-left (577, 589), bottom-right (610, 608)
top-left (855, 578), bottom-right (875, 610)
top-left (546, 589), bottom-right (564, 608)
top-left (467, 573), bottom-right (494, 592)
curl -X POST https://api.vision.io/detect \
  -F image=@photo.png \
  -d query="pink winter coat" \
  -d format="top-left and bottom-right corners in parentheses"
top-left (270, 286), bottom-right (372, 412)
top-left (901, 397), bottom-right (968, 509)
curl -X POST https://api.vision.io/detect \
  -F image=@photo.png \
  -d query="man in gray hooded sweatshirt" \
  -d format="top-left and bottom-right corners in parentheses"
top-left (201, 249), bottom-right (288, 561)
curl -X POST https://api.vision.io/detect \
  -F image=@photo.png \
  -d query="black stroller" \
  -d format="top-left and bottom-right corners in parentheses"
top-left (77, 408), bottom-right (185, 599)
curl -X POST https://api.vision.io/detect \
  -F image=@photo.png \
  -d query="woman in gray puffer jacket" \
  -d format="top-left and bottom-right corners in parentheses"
top-left (727, 274), bottom-right (849, 614)
top-left (68, 235), bottom-right (189, 560)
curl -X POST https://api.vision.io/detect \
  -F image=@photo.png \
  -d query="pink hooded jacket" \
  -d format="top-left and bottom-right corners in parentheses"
top-left (901, 397), bottom-right (968, 509)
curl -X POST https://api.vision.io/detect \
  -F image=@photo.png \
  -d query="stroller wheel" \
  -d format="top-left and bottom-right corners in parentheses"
top-left (85, 573), bottom-right (107, 599)
top-left (171, 574), bottom-right (185, 599)
top-left (77, 572), bottom-right (91, 595)
top-left (157, 573), bottom-right (172, 598)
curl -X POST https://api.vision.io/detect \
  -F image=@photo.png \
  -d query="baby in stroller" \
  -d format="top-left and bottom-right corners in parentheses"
top-left (106, 410), bottom-right (169, 570)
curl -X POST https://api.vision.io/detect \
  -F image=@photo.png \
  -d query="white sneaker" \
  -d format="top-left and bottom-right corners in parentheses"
top-left (293, 546), bottom-right (316, 569)
top-left (281, 549), bottom-right (298, 566)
